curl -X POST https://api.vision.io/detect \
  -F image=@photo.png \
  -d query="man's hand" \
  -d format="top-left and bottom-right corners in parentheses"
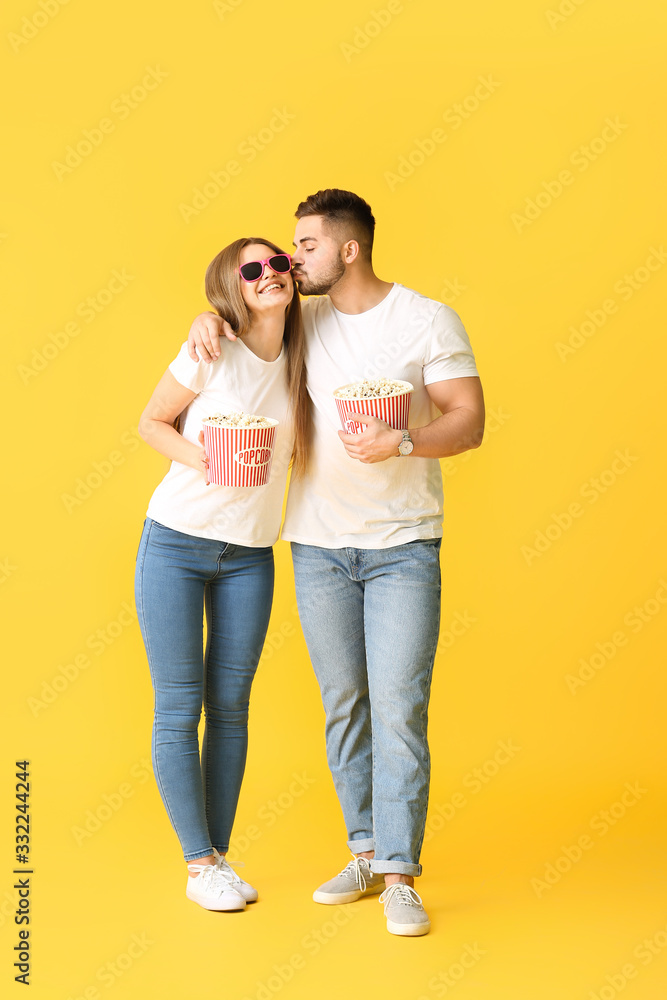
top-left (338, 414), bottom-right (402, 464)
top-left (187, 311), bottom-right (237, 363)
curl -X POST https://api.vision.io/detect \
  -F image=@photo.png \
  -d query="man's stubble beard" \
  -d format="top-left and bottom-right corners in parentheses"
top-left (294, 255), bottom-right (345, 296)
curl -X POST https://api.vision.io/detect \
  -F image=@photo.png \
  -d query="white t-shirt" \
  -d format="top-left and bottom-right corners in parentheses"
top-left (146, 337), bottom-right (293, 547)
top-left (281, 283), bottom-right (479, 549)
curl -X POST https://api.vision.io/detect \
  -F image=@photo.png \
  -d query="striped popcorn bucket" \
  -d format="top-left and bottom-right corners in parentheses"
top-left (202, 419), bottom-right (278, 487)
top-left (333, 380), bottom-right (414, 434)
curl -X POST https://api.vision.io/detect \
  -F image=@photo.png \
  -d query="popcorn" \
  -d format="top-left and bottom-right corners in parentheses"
top-left (333, 378), bottom-right (411, 399)
top-left (333, 379), bottom-right (414, 435)
top-left (202, 412), bottom-right (278, 487)
top-left (203, 411), bottom-right (275, 429)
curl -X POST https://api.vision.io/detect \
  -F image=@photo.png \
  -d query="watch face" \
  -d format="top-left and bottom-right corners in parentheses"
top-left (399, 440), bottom-right (414, 455)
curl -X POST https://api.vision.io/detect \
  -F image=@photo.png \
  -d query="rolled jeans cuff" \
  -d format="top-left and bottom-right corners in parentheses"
top-left (347, 837), bottom-right (375, 854)
top-left (370, 860), bottom-right (423, 877)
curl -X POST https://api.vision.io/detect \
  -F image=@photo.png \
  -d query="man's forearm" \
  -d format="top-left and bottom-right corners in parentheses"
top-left (408, 406), bottom-right (484, 459)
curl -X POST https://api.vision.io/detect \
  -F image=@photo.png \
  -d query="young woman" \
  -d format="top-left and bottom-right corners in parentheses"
top-left (134, 238), bottom-right (309, 911)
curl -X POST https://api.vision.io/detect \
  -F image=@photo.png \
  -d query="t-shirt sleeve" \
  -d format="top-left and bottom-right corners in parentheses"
top-left (168, 340), bottom-right (216, 393)
top-left (423, 305), bottom-right (479, 385)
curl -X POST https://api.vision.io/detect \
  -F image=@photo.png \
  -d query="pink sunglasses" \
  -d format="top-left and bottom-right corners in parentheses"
top-left (238, 254), bottom-right (292, 282)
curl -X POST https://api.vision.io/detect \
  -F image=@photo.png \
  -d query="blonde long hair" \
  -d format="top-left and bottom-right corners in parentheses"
top-left (204, 237), bottom-right (311, 478)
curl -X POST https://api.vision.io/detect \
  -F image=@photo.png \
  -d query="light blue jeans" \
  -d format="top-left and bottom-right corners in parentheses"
top-left (135, 518), bottom-right (274, 861)
top-left (291, 539), bottom-right (442, 877)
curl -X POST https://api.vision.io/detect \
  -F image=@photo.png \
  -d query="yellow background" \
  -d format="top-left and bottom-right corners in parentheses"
top-left (2, 0), bottom-right (666, 997)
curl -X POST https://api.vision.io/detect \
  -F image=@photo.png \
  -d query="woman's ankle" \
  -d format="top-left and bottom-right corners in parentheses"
top-left (187, 854), bottom-right (217, 875)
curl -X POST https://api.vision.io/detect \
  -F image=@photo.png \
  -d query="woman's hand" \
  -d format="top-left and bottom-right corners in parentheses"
top-left (196, 430), bottom-right (210, 483)
top-left (187, 312), bottom-right (237, 363)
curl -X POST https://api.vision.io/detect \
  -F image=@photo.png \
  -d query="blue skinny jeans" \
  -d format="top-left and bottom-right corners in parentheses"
top-left (135, 518), bottom-right (273, 861)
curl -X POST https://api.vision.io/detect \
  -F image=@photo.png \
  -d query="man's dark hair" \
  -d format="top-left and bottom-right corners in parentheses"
top-left (295, 189), bottom-right (376, 258)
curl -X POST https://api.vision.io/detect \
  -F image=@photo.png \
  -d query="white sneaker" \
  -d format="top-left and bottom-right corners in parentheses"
top-left (379, 883), bottom-right (430, 936)
top-left (313, 855), bottom-right (386, 904)
top-left (212, 848), bottom-right (258, 903)
top-left (186, 863), bottom-right (246, 911)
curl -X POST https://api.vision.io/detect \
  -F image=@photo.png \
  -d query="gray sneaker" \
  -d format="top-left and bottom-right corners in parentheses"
top-left (313, 856), bottom-right (386, 904)
top-left (379, 883), bottom-right (430, 936)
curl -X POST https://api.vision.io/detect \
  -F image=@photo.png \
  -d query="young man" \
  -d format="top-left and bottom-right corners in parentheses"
top-left (187, 189), bottom-right (485, 936)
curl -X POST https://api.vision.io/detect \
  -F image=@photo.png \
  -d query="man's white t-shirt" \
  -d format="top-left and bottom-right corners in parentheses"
top-left (281, 282), bottom-right (479, 549)
top-left (146, 337), bottom-right (293, 547)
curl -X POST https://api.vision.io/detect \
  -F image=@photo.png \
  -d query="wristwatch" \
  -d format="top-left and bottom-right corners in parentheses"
top-left (398, 429), bottom-right (414, 456)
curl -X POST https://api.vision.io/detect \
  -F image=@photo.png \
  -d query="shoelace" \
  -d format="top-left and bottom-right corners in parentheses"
top-left (187, 863), bottom-right (239, 895)
top-left (378, 883), bottom-right (424, 909)
top-left (212, 848), bottom-right (245, 884)
top-left (338, 855), bottom-right (373, 891)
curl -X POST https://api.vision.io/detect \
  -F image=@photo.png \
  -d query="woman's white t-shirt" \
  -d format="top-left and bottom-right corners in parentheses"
top-left (281, 283), bottom-right (479, 549)
top-left (146, 337), bottom-right (293, 547)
